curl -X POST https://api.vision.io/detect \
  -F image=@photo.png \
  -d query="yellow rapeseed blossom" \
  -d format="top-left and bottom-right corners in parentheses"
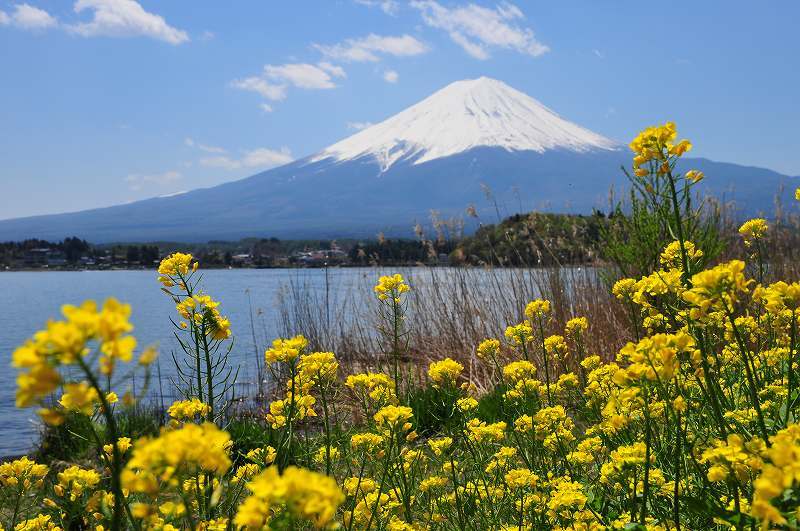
top-left (298, 351), bottom-right (339, 384)
top-left (121, 423), bottom-right (231, 495)
top-left (234, 466), bottom-right (343, 529)
top-left (683, 260), bottom-right (751, 318)
top-left (13, 515), bottom-right (61, 531)
top-left (427, 357), bottom-right (463, 387)
top-left (264, 335), bottom-right (308, 364)
top-left (374, 405), bottom-right (413, 430)
top-left (524, 299), bottom-right (551, 320)
top-left (0, 456), bottom-right (48, 490)
top-left (373, 273), bottom-right (410, 302)
top-left (476, 338), bottom-right (501, 360)
top-left (739, 218), bottom-right (768, 247)
top-left (504, 322), bottom-right (533, 346)
top-left (157, 252), bottom-right (196, 287)
top-left (564, 317), bottom-right (588, 337)
top-left (629, 121), bottom-right (691, 176)
top-left (167, 398), bottom-right (211, 420)
top-left (659, 240), bottom-right (703, 270)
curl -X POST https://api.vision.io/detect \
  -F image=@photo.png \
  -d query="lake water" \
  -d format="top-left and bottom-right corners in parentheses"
top-left (0, 268), bottom-right (384, 457)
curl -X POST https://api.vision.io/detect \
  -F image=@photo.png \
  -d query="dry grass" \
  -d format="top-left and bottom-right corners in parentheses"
top-left (275, 265), bottom-right (632, 391)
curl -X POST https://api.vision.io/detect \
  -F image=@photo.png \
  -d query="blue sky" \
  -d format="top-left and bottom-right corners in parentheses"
top-left (1, 0), bottom-right (799, 220)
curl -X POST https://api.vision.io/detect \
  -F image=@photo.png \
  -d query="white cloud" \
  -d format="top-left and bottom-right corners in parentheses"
top-left (383, 69), bottom-right (399, 83)
top-left (592, 49), bottom-right (604, 59)
top-left (264, 63), bottom-right (344, 89)
top-left (125, 170), bottom-right (182, 191)
top-left (231, 62), bottom-right (345, 104)
top-left (314, 33), bottom-right (428, 63)
top-left (68, 0), bottom-right (189, 45)
top-left (0, 10), bottom-right (9, 25)
top-left (259, 103), bottom-right (273, 113)
top-left (354, 0), bottom-right (399, 16)
top-left (200, 147), bottom-right (293, 170)
top-left (347, 121), bottom-right (373, 131)
top-left (200, 30), bottom-right (214, 41)
top-left (317, 61), bottom-right (346, 78)
top-left (230, 77), bottom-right (288, 101)
top-left (9, 4), bottom-right (57, 30)
top-left (411, 1), bottom-right (549, 60)
top-left (184, 137), bottom-right (226, 154)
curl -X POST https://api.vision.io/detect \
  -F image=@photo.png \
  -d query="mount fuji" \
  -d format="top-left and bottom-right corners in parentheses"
top-left (1, 77), bottom-right (796, 243)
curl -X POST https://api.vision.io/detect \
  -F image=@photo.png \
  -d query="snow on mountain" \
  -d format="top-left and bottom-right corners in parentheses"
top-left (314, 76), bottom-right (618, 171)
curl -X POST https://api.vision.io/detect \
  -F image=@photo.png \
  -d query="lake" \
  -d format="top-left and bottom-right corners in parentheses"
top-left (0, 267), bottom-right (386, 457)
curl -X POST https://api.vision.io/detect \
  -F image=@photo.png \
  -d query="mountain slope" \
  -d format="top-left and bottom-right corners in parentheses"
top-left (0, 78), bottom-right (796, 243)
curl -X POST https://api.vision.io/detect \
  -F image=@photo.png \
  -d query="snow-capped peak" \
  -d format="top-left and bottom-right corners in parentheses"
top-left (314, 77), bottom-right (618, 171)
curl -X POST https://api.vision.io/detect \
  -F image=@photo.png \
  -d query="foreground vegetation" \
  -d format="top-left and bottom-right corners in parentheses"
top-left (5, 123), bottom-right (800, 530)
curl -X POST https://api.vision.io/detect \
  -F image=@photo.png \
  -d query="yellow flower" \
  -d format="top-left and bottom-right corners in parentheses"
top-left (504, 468), bottom-right (538, 489)
top-left (685, 169), bottom-right (705, 183)
top-left (629, 122), bottom-right (691, 174)
top-left (659, 240), bottom-right (703, 270)
top-left (544, 335), bottom-right (568, 360)
top-left (234, 466), bottom-right (343, 529)
top-left (121, 423), bottom-right (231, 495)
top-left (467, 419), bottom-right (507, 443)
top-left (504, 322), bottom-right (533, 345)
top-left (157, 252), bottom-right (195, 286)
top-left (58, 382), bottom-right (101, 416)
top-left (427, 358), bottom-right (463, 387)
top-left (739, 218), bottom-right (768, 246)
top-left (298, 351), bottom-right (338, 384)
top-left (351, 433), bottom-right (384, 452)
top-left (103, 437), bottom-right (132, 458)
top-left (57, 466), bottom-right (101, 500)
top-left (264, 335), bottom-right (308, 364)
top-left (0, 456), bottom-right (48, 490)
top-left (612, 278), bottom-right (637, 301)
top-left (13, 514), bottom-right (61, 531)
top-left (456, 396), bottom-right (478, 412)
top-left (374, 273), bottom-right (410, 302)
top-left (167, 398), bottom-right (211, 420)
top-left (476, 338), bottom-right (501, 360)
top-left (564, 317), bottom-right (588, 337)
top-left (503, 360), bottom-right (536, 384)
top-left (373, 405), bottom-right (413, 429)
top-left (428, 437), bottom-right (453, 456)
top-left (524, 299), bottom-right (551, 320)
top-left (683, 260), bottom-right (751, 318)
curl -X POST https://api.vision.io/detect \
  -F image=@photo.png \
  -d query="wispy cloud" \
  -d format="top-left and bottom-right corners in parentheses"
top-left (354, 0), bottom-right (399, 15)
top-left (67, 0), bottom-right (189, 45)
top-left (264, 63), bottom-right (343, 89)
top-left (1, 3), bottom-right (58, 30)
top-left (411, 1), bottom-right (548, 60)
top-left (230, 77), bottom-right (288, 101)
top-left (184, 137), bottom-right (226, 154)
top-left (231, 62), bottom-right (345, 105)
top-left (592, 49), bottom-right (604, 59)
top-left (125, 170), bottom-right (182, 191)
top-left (200, 147), bottom-right (293, 170)
top-left (383, 69), bottom-right (399, 83)
top-left (314, 33), bottom-right (428, 62)
top-left (347, 121), bottom-right (373, 131)
top-left (259, 103), bottom-right (273, 113)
